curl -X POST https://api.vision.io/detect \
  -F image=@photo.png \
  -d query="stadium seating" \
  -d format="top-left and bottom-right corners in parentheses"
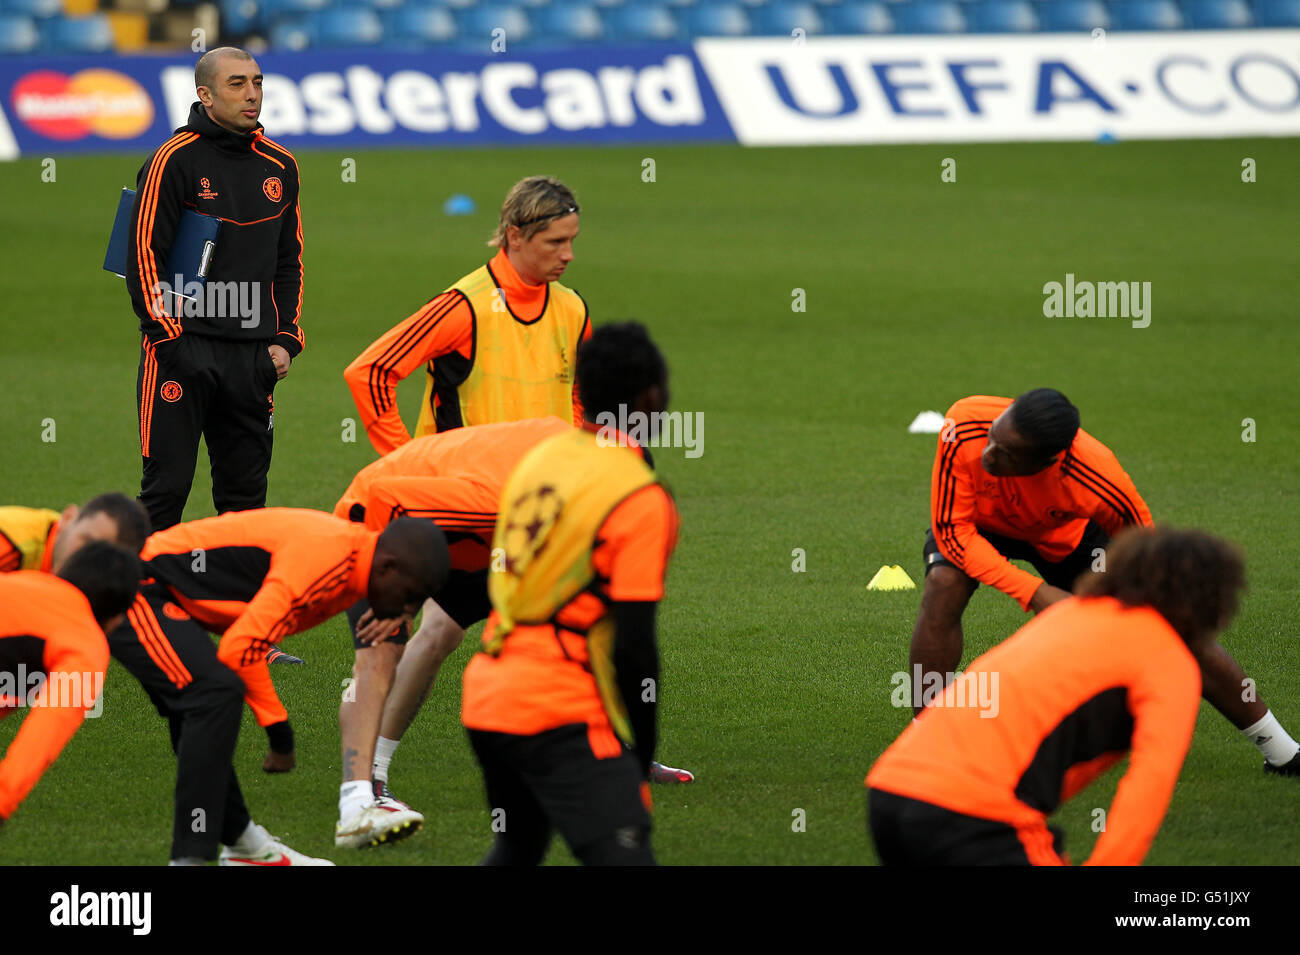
top-left (891, 0), bottom-right (965, 31)
top-left (0, 0), bottom-right (1293, 56)
top-left (382, 2), bottom-right (458, 43)
top-left (40, 13), bottom-right (115, 52)
top-left (533, 2), bottom-right (605, 40)
top-left (218, 0), bottom-right (265, 34)
top-left (1, 0), bottom-right (60, 18)
top-left (1253, 0), bottom-right (1300, 25)
top-left (1035, 0), bottom-right (1109, 30)
top-left (966, 0), bottom-right (1037, 31)
top-left (314, 5), bottom-right (384, 43)
top-left (1181, 0), bottom-right (1250, 25)
top-left (682, 2), bottom-right (752, 35)
top-left (1107, 0), bottom-right (1183, 27)
top-left (604, 2), bottom-right (679, 38)
top-left (825, 1), bottom-right (894, 31)
top-left (456, 3), bottom-right (533, 44)
top-left (750, 1), bottom-right (824, 32)
top-left (0, 11), bottom-right (38, 52)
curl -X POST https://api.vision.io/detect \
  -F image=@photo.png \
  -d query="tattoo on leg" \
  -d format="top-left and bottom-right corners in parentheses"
top-left (344, 746), bottom-right (359, 780)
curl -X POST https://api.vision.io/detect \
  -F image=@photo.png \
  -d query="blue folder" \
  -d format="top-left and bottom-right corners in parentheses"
top-left (104, 188), bottom-right (221, 297)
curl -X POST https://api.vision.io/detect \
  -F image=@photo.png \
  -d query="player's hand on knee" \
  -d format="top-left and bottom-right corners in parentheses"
top-left (356, 609), bottom-right (409, 646)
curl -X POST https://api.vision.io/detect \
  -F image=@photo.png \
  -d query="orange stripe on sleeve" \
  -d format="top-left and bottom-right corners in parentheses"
top-left (136, 134), bottom-right (197, 339)
top-left (128, 596), bottom-right (193, 690)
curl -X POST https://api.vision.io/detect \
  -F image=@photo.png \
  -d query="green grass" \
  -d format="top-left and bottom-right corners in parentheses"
top-left (1, 139), bottom-right (1297, 865)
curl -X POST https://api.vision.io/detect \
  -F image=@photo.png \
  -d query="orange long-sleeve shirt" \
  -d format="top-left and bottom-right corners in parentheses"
top-left (462, 478), bottom-right (679, 743)
top-left (343, 249), bottom-right (589, 455)
top-left (866, 596), bottom-right (1201, 866)
top-left (140, 509), bottom-right (377, 727)
top-left (334, 416), bottom-right (573, 572)
top-left (932, 396), bottom-right (1153, 610)
top-left (0, 572), bottom-right (109, 820)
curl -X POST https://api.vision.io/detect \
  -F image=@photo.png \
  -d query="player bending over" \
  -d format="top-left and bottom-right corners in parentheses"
top-left (119, 509), bottom-right (447, 864)
top-left (870, 526), bottom-right (1245, 865)
top-left (333, 416), bottom-right (695, 848)
top-left (1, 543), bottom-right (139, 835)
top-left (910, 389), bottom-right (1300, 775)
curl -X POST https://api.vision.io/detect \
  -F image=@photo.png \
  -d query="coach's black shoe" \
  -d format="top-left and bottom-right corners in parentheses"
top-left (1263, 752), bottom-right (1300, 777)
top-left (266, 647), bottom-right (304, 665)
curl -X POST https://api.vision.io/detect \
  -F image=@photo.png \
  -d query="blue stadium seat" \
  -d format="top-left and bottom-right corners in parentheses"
top-left (1107, 0), bottom-right (1183, 27)
top-left (219, 0), bottom-right (265, 34)
top-left (268, 14), bottom-right (315, 47)
top-left (533, 1), bottom-right (604, 39)
top-left (41, 13), bottom-right (114, 53)
top-left (1036, 0), bottom-right (1108, 30)
top-left (313, 6), bottom-right (383, 44)
top-left (382, 3), bottom-right (458, 43)
top-left (682, 2), bottom-right (751, 35)
top-left (825, 1), bottom-right (893, 31)
top-left (604, 3), bottom-right (679, 38)
top-left (333, 0), bottom-right (405, 10)
top-left (892, 0), bottom-right (965, 31)
top-left (752, 1), bottom-right (824, 33)
top-left (1253, 0), bottom-right (1300, 25)
top-left (0, 0), bottom-right (60, 19)
top-left (456, 5), bottom-right (533, 45)
top-left (1180, 0), bottom-right (1251, 25)
top-left (0, 12), bottom-right (38, 52)
top-left (967, 0), bottom-right (1037, 30)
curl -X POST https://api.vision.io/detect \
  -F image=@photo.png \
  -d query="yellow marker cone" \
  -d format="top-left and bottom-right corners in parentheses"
top-left (867, 565), bottom-right (916, 591)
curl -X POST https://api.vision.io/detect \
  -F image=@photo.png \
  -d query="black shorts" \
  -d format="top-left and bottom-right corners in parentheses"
top-left (923, 520), bottom-right (1110, 593)
top-left (349, 569), bottom-right (491, 649)
top-left (468, 722), bottom-right (651, 855)
top-left (868, 788), bottom-right (1065, 866)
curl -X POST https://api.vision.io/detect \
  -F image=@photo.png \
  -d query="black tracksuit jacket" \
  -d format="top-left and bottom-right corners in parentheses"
top-left (125, 101), bottom-right (304, 357)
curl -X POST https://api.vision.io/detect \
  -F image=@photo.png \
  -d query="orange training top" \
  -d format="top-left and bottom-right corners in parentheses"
top-left (462, 467), bottom-right (678, 750)
top-left (866, 596), bottom-right (1201, 866)
top-left (932, 396), bottom-right (1153, 610)
top-left (140, 508), bottom-right (377, 727)
top-left (333, 416), bottom-right (572, 573)
top-left (343, 249), bottom-right (590, 455)
top-left (0, 572), bottom-right (110, 819)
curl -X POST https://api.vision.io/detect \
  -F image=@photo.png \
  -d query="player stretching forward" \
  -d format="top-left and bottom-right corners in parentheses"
top-left (120, 509), bottom-right (447, 864)
top-left (911, 390), bottom-right (1300, 775)
top-left (334, 416), bottom-right (694, 847)
top-left (870, 527), bottom-right (1244, 865)
top-left (1, 543), bottom-right (139, 835)
top-left (462, 323), bottom-right (679, 865)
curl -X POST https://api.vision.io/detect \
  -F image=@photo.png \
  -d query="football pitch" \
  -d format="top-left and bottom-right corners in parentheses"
top-left (1, 138), bottom-right (1297, 865)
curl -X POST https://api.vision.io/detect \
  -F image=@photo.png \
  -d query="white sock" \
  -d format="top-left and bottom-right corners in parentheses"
top-left (1241, 710), bottom-right (1300, 766)
top-left (227, 821), bottom-right (272, 855)
top-left (168, 857), bottom-right (205, 866)
top-left (339, 779), bottom-right (372, 818)
top-left (372, 736), bottom-right (400, 783)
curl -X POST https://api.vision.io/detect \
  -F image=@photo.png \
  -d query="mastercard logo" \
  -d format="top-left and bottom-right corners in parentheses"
top-left (11, 69), bottom-right (153, 141)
